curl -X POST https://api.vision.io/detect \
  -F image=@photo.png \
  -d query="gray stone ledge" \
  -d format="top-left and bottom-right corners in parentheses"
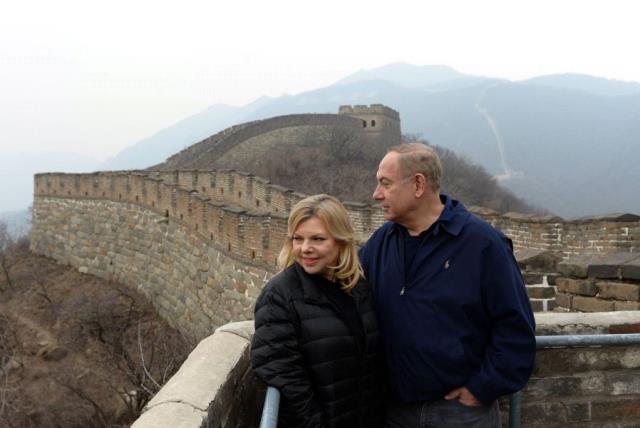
top-left (558, 253), bottom-right (640, 279)
top-left (536, 311), bottom-right (640, 335)
top-left (132, 402), bottom-right (206, 428)
top-left (132, 321), bottom-right (254, 428)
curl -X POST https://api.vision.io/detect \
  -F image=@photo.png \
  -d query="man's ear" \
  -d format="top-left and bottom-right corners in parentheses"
top-left (414, 174), bottom-right (428, 197)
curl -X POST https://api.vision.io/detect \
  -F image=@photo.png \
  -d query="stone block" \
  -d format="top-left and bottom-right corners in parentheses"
top-left (572, 296), bottom-right (614, 312)
top-left (524, 373), bottom-right (605, 399)
top-left (534, 347), bottom-right (640, 377)
top-left (588, 253), bottom-right (640, 279)
top-left (605, 369), bottom-right (640, 395)
top-left (591, 397), bottom-right (640, 420)
top-left (554, 292), bottom-right (573, 309)
top-left (529, 300), bottom-right (543, 312)
top-left (558, 255), bottom-right (593, 278)
top-left (622, 257), bottom-right (640, 280)
top-left (614, 301), bottom-right (640, 311)
top-left (609, 323), bottom-right (640, 334)
top-left (546, 299), bottom-right (557, 311)
top-left (521, 400), bottom-right (591, 424)
top-left (556, 278), bottom-right (597, 296)
top-left (597, 281), bottom-right (640, 301)
top-left (516, 249), bottom-right (563, 271)
top-left (523, 273), bottom-right (544, 285)
top-left (132, 402), bottom-right (206, 428)
top-left (546, 274), bottom-right (560, 285)
top-left (527, 285), bottom-right (556, 299)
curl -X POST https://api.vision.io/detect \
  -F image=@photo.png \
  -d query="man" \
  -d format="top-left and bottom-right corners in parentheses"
top-left (359, 143), bottom-right (536, 427)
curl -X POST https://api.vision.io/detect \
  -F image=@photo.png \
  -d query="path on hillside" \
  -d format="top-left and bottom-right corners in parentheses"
top-left (475, 83), bottom-right (520, 181)
top-left (0, 301), bottom-right (59, 351)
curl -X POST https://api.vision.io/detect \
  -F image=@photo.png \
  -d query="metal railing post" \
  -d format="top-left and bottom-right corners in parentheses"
top-left (258, 334), bottom-right (640, 427)
top-left (508, 390), bottom-right (522, 428)
top-left (259, 386), bottom-right (281, 428)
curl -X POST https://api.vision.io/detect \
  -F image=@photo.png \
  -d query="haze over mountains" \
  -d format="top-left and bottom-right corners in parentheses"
top-left (5, 63), bottom-right (640, 218)
top-left (0, 152), bottom-right (101, 223)
top-left (101, 63), bottom-right (640, 218)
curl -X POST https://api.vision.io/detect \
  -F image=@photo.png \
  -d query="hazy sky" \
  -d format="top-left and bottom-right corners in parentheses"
top-left (2, 0), bottom-right (639, 161)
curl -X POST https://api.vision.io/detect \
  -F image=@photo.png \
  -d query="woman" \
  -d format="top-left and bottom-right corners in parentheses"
top-left (251, 194), bottom-right (384, 428)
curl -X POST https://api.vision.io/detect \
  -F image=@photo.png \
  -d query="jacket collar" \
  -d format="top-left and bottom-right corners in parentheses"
top-left (389, 193), bottom-right (469, 237)
top-left (292, 262), bottom-right (367, 303)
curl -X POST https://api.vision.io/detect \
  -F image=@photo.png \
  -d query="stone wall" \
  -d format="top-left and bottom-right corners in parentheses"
top-left (131, 321), bottom-right (263, 428)
top-left (132, 313), bottom-right (640, 428)
top-left (523, 311), bottom-right (640, 427)
top-left (31, 171), bottom-right (640, 338)
top-left (35, 170), bottom-right (640, 254)
top-left (554, 253), bottom-right (640, 312)
top-left (473, 207), bottom-right (639, 255)
top-left (31, 197), bottom-right (271, 340)
top-left (159, 113), bottom-right (368, 170)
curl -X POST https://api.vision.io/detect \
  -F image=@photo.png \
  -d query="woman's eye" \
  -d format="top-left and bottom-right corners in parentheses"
top-left (292, 236), bottom-right (303, 242)
top-left (314, 237), bottom-right (326, 242)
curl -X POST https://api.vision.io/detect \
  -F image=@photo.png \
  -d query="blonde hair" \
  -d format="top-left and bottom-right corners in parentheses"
top-left (389, 143), bottom-right (442, 192)
top-left (278, 194), bottom-right (363, 292)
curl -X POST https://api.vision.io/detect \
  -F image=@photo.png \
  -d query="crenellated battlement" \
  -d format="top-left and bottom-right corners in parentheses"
top-left (338, 103), bottom-right (401, 138)
top-left (30, 169), bottom-right (640, 339)
top-left (339, 104), bottom-right (401, 120)
top-left (34, 170), bottom-right (639, 260)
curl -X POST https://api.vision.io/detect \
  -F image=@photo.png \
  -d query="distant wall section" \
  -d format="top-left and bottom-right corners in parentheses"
top-left (158, 107), bottom-right (402, 171)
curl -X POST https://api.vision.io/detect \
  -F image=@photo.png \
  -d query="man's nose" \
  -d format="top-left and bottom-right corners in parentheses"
top-left (373, 184), bottom-right (383, 200)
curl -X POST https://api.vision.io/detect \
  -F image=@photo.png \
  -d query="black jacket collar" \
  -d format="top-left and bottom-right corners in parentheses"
top-left (292, 262), bottom-right (368, 303)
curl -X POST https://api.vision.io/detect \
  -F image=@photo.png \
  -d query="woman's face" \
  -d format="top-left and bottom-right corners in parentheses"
top-left (292, 216), bottom-right (340, 280)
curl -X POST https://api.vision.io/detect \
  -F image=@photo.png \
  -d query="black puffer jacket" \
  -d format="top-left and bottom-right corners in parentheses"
top-left (251, 263), bottom-right (384, 428)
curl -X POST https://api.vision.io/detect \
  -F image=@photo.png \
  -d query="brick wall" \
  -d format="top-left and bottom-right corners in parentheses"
top-left (31, 171), bottom-right (640, 338)
top-left (554, 253), bottom-right (640, 312)
top-left (517, 312), bottom-right (640, 426)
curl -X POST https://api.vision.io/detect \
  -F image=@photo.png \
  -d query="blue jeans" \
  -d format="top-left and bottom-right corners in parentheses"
top-left (385, 399), bottom-right (500, 428)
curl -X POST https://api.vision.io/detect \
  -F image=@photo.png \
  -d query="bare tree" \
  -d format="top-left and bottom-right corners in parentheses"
top-left (0, 221), bottom-right (14, 291)
top-left (0, 313), bottom-right (23, 423)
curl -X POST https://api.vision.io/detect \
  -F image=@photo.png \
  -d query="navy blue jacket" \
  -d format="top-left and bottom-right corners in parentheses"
top-left (359, 195), bottom-right (536, 405)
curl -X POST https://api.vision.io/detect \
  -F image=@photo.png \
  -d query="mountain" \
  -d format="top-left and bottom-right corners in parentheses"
top-left (334, 63), bottom-right (470, 88)
top-left (0, 152), bottom-right (101, 212)
top-left (102, 63), bottom-right (640, 217)
top-left (523, 73), bottom-right (640, 97)
top-left (100, 104), bottom-right (240, 170)
top-left (100, 97), bottom-right (274, 170)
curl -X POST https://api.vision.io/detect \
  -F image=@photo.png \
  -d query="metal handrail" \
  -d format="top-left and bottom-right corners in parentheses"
top-left (508, 333), bottom-right (640, 428)
top-left (259, 334), bottom-right (640, 428)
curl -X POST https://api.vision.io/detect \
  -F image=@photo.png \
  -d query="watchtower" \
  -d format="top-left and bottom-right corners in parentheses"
top-left (338, 104), bottom-right (401, 143)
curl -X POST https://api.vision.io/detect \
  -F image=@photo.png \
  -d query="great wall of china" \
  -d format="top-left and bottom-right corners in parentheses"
top-left (29, 105), bottom-right (640, 426)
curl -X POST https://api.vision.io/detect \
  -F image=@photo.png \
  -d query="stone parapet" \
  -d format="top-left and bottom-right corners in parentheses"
top-left (131, 321), bottom-right (262, 428)
top-left (35, 171), bottom-right (640, 259)
top-left (555, 253), bottom-right (640, 312)
top-left (158, 113), bottom-right (367, 170)
top-left (132, 313), bottom-right (640, 427)
top-left (519, 311), bottom-right (640, 426)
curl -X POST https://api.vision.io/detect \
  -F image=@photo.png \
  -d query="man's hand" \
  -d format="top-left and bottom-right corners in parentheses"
top-left (444, 386), bottom-right (482, 407)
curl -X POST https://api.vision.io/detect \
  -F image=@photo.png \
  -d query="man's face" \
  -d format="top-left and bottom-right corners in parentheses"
top-left (373, 152), bottom-right (416, 224)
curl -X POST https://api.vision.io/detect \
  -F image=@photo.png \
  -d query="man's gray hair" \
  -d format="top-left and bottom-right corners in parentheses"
top-left (388, 143), bottom-right (442, 192)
